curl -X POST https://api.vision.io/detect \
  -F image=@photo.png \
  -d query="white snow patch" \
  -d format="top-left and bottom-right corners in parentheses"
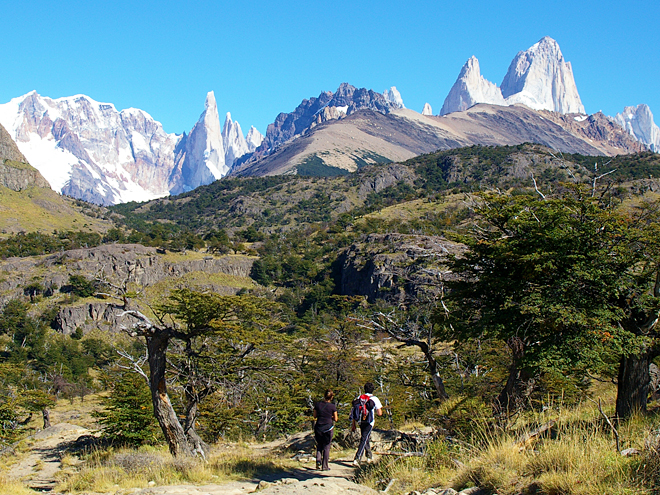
top-left (130, 132), bottom-right (150, 153)
top-left (17, 133), bottom-right (75, 191)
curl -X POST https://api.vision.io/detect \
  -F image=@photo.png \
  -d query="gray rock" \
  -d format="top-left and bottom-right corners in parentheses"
top-left (339, 233), bottom-right (464, 303)
top-left (0, 123), bottom-right (28, 163)
top-left (0, 244), bottom-right (255, 334)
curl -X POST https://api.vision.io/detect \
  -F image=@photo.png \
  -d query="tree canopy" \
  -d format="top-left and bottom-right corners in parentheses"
top-left (443, 188), bottom-right (660, 417)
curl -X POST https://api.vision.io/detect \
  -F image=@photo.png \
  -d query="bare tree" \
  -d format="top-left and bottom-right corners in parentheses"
top-left (357, 298), bottom-right (450, 401)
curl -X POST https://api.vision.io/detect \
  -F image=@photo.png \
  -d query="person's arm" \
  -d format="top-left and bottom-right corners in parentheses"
top-left (313, 409), bottom-right (318, 419)
top-left (332, 410), bottom-right (339, 422)
top-left (374, 397), bottom-right (383, 416)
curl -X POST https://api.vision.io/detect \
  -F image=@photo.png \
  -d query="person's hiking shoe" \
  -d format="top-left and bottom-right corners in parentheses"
top-left (352, 459), bottom-right (360, 467)
top-left (316, 462), bottom-right (322, 470)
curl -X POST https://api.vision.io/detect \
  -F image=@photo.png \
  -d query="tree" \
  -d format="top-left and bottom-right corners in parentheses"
top-left (360, 299), bottom-right (451, 402)
top-left (94, 371), bottom-right (160, 447)
top-left (120, 289), bottom-right (284, 457)
top-left (443, 189), bottom-right (660, 419)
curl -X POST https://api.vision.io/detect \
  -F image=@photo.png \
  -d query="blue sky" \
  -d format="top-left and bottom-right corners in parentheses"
top-left (1, 0), bottom-right (658, 135)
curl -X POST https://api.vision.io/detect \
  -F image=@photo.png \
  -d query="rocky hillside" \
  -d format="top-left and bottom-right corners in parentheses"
top-left (0, 122), bottom-right (28, 163)
top-left (1, 122), bottom-right (52, 191)
top-left (0, 243), bottom-right (255, 334)
top-left (0, 123), bottom-right (112, 234)
top-left (114, 143), bottom-right (659, 237)
top-left (231, 104), bottom-right (643, 178)
top-left (338, 233), bottom-right (465, 303)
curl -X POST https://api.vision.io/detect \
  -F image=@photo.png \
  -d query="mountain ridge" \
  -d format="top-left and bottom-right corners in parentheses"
top-left (0, 37), bottom-right (657, 205)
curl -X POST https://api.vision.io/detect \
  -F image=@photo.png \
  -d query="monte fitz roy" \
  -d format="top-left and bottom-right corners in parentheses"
top-left (0, 36), bottom-right (658, 206)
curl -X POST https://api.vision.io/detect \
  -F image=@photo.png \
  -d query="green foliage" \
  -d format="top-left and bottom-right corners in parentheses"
top-left (94, 371), bottom-right (160, 447)
top-left (443, 188), bottom-right (660, 395)
top-left (66, 274), bottom-right (96, 298)
top-left (0, 230), bottom-right (102, 258)
top-left (297, 155), bottom-right (351, 177)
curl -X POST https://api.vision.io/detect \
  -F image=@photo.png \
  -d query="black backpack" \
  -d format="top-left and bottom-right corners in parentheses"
top-left (351, 394), bottom-right (375, 425)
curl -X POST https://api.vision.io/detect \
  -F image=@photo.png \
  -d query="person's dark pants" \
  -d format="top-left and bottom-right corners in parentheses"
top-left (315, 426), bottom-right (334, 470)
top-left (355, 422), bottom-right (373, 461)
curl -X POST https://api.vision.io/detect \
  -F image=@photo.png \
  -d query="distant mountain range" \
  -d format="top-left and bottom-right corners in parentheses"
top-left (0, 91), bottom-right (263, 204)
top-left (0, 36), bottom-right (657, 205)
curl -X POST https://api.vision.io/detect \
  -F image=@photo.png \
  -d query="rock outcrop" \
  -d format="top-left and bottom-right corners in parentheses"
top-left (339, 234), bottom-right (465, 303)
top-left (0, 122), bottom-right (51, 191)
top-left (0, 244), bottom-right (255, 334)
top-left (0, 122), bottom-right (28, 163)
top-left (440, 56), bottom-right (505, 115)
top-left (0, 160), bottom-right (52, 191)
top-left (257, 83), bottom-right (395, 153)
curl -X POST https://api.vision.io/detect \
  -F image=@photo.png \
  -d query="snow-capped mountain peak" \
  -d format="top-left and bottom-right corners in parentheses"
top-left (169, 91), bottom-right (226, 195)
top-left (439, 37), bottom-right (586, 116)
top-left (222, 112), bottom-right (249, 169)
top-left (615, 104), bottom-right (660, 152)
top-left (246, 126), bottom-right (264, 152)
top-left (0, 89), bottom-right (264, 204)
top-left (0, 91), bottom-right (179, 204)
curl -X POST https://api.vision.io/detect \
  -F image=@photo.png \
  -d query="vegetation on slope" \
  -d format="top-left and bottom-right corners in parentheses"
top-left (2, 144), bottom-right (660, 493)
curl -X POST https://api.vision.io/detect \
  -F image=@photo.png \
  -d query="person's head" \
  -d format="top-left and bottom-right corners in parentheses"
top-left (364, 382), bottom-right (374, 394)
top-left (324, 389), bottom-right (335, 401)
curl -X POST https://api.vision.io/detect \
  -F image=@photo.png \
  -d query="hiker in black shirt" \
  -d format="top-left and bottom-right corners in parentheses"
top-left (313, 389), bottom-right (338, 470)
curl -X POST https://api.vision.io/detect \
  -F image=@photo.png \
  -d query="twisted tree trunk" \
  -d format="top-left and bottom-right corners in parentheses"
top-left (146, 329), bottom-right (194, 457)
top-left (183, 391), bottom-right (210, 459)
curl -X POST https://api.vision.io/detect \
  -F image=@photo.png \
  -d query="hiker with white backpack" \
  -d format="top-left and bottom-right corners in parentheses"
top-left (350, 382), bottom-right (383, 466)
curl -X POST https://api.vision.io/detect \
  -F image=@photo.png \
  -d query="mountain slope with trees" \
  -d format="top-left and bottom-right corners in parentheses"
top-left (3, 144), bottom-right (660, 494)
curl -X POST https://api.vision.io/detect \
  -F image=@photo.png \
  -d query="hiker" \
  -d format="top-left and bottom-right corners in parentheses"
top-left (350, 382), bottom-right (383, 466)
top-left (313, 389), bottom-right (338, 470)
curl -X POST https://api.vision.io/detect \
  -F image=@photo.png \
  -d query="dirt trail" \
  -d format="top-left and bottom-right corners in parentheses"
top-left (131, 458), bottom-right (377, 495)
top-left (7, 424), bottom-right (376, 495)
top-left (7, 423), bottom-right (91, 492)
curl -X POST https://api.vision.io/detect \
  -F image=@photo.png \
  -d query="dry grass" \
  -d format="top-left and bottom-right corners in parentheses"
top-left (0, 475), bottom-right (36, 495)
top-left (357, 393), bottom-right (659, 495)
top-left (0, 185), bottom-right (110, 235)
top-left (56, 444), bottom-right (289, 493)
